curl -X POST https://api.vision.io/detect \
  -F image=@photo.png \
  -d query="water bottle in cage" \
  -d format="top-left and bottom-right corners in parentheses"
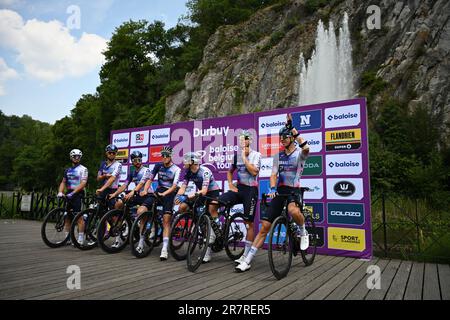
top-left (211, 217), bottom-right (222, 238)
top-left (82, 213), bottom-right (88, 221)
top-left (146, 222), bottom-right (152, 230)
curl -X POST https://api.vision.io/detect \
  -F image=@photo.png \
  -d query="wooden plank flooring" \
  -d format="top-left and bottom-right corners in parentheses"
top-left (0, 220), bottom-right (448, 300)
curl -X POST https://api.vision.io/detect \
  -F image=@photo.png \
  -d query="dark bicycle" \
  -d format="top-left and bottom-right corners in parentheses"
top-left (41, 196), bottom-right (75, 248)
top-left (129, 193), bottom-right (165, 258)
top-left (70, 195), bottom-right (109, 250)
top-left (184, 194), bottom-right (247, 272)
top-left (263, 187), bottom-right (318, 280)
top-left (96, 194), bottom-right (138, 254)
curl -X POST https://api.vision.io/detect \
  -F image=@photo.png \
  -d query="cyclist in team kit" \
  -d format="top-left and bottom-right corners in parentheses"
top-left (57, 149), bottom-right (88, 245)
top-left (213, 130), bottom-right (261, 266)
top-left (96, 144), bottom-right (123, 210)
top-left (108, 150), bottom-right (151, 248)
top-left (235, 114), bottom-right (310, 272)
top-left (139, 146), bottom-right (181, 260)
top-left (174, 152), bottom-right (221, 263)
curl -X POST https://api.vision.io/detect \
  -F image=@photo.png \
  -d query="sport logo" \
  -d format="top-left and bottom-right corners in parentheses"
top-left (150, 128), bottom-right (170, 145)
top-left (258, 114), bottom-right (286, 135)
top-left (292, 110), bottom-right (321, 131)
top-left (327, 227), bottom-right (366, 252)
top-left (325, 104), bottom-right (361, 128)
top-left (326, 153), bottom-right (362, 175)
top-left (325, 129), bottom-right (361, 151)
top-left (334, 181), bottom-right (356, 197)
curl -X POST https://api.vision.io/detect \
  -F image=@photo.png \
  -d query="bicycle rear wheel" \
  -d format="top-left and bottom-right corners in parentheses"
top-left (186, 214), bottom-right (210, 272)
top-left (41, 208), bottom-right (70, 248)
top-left (268, 216), bottom-right (293, 280)
top-left (300, 214), bottom-right (317, 266)
top-left (97, 209), bottom-right (130, 254)
top-left (224, 212), bottom-right (246, 260)
top-left (169, 213), bottom-right (193, 261)
top-left (130, 211), bottom-right (157, 258)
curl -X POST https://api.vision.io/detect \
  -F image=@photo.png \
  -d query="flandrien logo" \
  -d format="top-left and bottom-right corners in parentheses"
top-left (193, 126), bottom-right (229, 138)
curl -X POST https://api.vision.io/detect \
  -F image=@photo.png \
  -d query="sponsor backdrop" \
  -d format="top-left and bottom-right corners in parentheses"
top-left (111, 98), bottom-right (372, 259)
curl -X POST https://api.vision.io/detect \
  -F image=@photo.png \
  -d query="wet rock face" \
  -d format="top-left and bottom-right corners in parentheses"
top-left (165, 0), bottom-right (449, 126)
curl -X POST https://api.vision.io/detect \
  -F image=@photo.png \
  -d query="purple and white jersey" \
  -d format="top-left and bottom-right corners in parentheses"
top-left (97, 160), bottom-right (122, 189)
top-left (231, 150), bottom-right (261, 187)
top-left (125, 166), bottom-right (150, 186)
top-left (272, 146), bottom-right (308, 188)
top-left (182, 166), bottom-right (220, 192)
top-left (63, 164), bottom-right (88, 190)
top-left (149, 163), bottom-right (181, 189)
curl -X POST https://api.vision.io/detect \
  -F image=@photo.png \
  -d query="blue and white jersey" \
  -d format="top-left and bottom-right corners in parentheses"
top-left (149, 163), bottom-right (181, 189)
top-left (125, 166), bottom-right (150, 186)
top-left (231, 150), bottom-right (261, 187)
top-left (272, 146), bottom-right (308, 188)
top-left (182, 166), bottom-right (220, 192)
top-left (63, 164), bottom-right (88, 191)
top-left (97, 160), bottom-right (122, 189)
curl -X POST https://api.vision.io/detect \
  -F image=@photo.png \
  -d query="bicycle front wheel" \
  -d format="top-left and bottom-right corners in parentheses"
top-left (186, 214), bottom-right (211, 272)
top-left (300, 214), bottom-right (317, 266)
top-left (169, 213), bottom-right (194, 261)
top-left (130, 211), bottom-right (157, 258)
top-left (41, 208), bottom-right (70, 248)
top-left (70, 209), bottom-right (98, 250)
top-left (268, 216), bottom-right (293, 280)
top-left (97, 209), bottom-right (130, 254)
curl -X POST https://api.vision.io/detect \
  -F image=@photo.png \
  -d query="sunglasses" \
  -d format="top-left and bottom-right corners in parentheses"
top-left (132, 158), bottom-right (142, 163)
top-left (161, 154), bottom-right (171, 158)
top-left (107, 151), bottom-right (117, 155)
top-left (70, 156), bottom-right (81, 160)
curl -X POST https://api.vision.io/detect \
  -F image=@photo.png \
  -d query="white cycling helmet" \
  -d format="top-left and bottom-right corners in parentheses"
top-left (183, 152), bottom-right (201, 165)
top-left (69, 149), bottom-right (83, 159)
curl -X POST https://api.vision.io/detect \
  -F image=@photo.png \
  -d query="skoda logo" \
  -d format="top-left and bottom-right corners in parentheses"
top-left (334, 181), bottom-right (355, 196)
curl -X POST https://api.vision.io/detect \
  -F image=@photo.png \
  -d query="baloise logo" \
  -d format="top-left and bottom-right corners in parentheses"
top-left (327, 112), bottom-right (358, 122)
top-left (334, 181), bottom-right (356, 197)
top-left (328, 161), bottom-right (359, 168)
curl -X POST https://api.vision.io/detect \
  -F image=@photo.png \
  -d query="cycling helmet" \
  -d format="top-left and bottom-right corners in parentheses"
top-left (130, 150), bottom-right (143, 160)
top-left (69, 149), bottom-right (82, 159)
top-left (105, 144), bottom-right (118, 153)
top-left (183, 152), bottom-right (200, 165)
top-left (161, 146), bottom-right (173, 157)
top-left (239, 129), bottom-right (253, 141)
top-left (279, 126), bottom-right (294, 139)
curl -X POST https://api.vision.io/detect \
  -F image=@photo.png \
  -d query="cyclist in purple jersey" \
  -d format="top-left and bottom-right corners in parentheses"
top-left (140, 146), bottom-right (181, 260)
top-left (236, 114), bottom-right (310, 273)
top-left (109, 151), bottom-right (150, 249)
top-left (174, 152), bottom-right (221, 263)
top-left (96, 144), bottom-right (122, 209)
top-left (215, 130), bottom-right (261, 265)
top-left (57, 149), bottom-right (88, 244)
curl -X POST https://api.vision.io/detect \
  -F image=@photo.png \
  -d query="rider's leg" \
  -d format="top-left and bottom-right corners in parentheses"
top-left (242, 220), bottom-right (271, 265)
top-left (289, 202), bottom-right (306, 235)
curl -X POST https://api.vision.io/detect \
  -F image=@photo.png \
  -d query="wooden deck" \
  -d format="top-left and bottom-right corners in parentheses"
top-left (0, 219), bottom-right (449, 300)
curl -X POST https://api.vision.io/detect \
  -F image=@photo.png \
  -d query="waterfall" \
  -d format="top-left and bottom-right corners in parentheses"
top-left (298, 13), bottom-right (354, 105)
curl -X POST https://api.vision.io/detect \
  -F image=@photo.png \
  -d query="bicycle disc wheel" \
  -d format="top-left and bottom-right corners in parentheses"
top-left (186, 214), bottom-right (210, 272)
top-left (224, 212), bottom-right (246, 260)
top-left (41, 208), bottom-right (70, 248)
top-left (268, 216), bottom-right (293, 280)
top-left (130, 211), bottom-right (157, 258)
top-left (70, 209), bottom-right (98, 250)
top-left (300, 214), bottom-right (317, 266)
top-left (169, 213), bottom-right (193, 261)
top-left (97, 209), bottom-right (130, 254)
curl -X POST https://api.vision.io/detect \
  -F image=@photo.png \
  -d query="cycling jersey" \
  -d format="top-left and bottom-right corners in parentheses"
top-left (182, 166), bottom-right (220, 192)
top-left (63, 164), bottom-right (88, 191)
top-left (272, 145), bottom-right (308, 188)
top-left (231, 150), bottom-right (261, 187)
top-left (97, 160), bottom-right (122, 189)
top-left (149, 163), bottom-right (181, 189)
top-left (125, 165), bottom-right (150, 186)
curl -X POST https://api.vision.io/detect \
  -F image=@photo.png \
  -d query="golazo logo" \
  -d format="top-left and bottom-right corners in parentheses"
top-left (334, 181), bottom-right (356, 196)
top-left (193, 126), bottom-right (229, 138)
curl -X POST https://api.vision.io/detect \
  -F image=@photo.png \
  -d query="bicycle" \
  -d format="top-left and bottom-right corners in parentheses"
top-left (96, 194), bottom-right (138, 254)
top-left (185, 194), bottom-right (247, 272)
top-left (69, 195), bottom-right (109, 250)
top-left (263, 187), bottom-right (318, 280)
top-left (41, 196), bottom-right (74, 248)
top-left (129, 193), bottom-right (165, 258)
